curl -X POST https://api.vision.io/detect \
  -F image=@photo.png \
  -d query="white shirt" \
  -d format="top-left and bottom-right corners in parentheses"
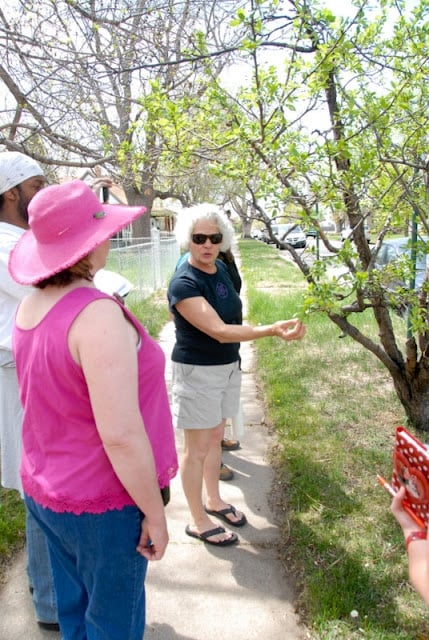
top-left (0, 221), bottom-right (29, 491)
top-left (0, 222), bottom-right (29, 365)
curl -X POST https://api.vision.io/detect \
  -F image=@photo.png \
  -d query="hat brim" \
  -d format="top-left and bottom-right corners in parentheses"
top-left (9, 203), bottom-right (146, 285)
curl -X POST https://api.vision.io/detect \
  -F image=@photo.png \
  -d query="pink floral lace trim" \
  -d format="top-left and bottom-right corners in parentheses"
top-left (24, 478), bottom-right (134, 514)
top-left (23, 464), bottom-right (178, 515)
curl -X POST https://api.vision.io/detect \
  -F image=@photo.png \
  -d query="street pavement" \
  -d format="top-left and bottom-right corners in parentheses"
top-left (0, 315), bottom-right (307, 640)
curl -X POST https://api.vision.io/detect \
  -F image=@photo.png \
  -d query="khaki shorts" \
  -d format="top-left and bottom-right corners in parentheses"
top-left (171, 361), bottom-right (241, 429)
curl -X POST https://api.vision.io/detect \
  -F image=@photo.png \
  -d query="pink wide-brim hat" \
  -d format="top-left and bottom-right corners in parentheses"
top-left (9, 179), bottom-right (146, 285)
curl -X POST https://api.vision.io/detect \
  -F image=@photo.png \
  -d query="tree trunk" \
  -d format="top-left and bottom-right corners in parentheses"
top-left (392, 371), bottom-right (429, 433)
top-left (242, 219), bottom-right (252, 238)
top-left (123, 186), bottom-right (153, 239)
top-left (389, 338), bottom-right (429, 431)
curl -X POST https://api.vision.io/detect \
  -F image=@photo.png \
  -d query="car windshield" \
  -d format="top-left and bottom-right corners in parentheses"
top-left (275, 224), bottom-right (303, 236)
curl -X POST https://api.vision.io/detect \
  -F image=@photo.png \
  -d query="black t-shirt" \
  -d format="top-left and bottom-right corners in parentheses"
top-left (168, 260), bottom-right (242, 365)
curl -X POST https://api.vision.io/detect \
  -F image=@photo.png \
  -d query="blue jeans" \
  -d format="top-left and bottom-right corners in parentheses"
top-left (25, 496), bottom-right (148, 640)
top-left (26, 506), bottom-right (58, 623)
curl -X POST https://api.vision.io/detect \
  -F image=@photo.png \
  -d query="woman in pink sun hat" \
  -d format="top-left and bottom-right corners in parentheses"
top-left (9, 180), bottom-right (178, 639)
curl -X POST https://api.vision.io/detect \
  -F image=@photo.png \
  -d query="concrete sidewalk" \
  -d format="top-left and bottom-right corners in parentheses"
top-left (0, 323), bottom-right (306, 640)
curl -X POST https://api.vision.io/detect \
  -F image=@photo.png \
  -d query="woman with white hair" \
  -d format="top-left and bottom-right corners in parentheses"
top-left (168, 203), bottom-right (306, 546)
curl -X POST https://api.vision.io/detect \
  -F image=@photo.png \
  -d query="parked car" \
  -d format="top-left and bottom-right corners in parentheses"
top-left (320, 220), bottom-right (336, 233)
top-left (341, 224), bottom-right (371, 243)
top-left (275, 223), bottom-right (306, 249)
top-left (260, 228), bottom-right (270, 243)
top-left (373, 237), bottom-right (427, 291)
top-left (262, 223), bottom-right (306, 249)
top-left (304, 228), bottom-right (319, 238)
top-left (250, 228), bottom-right (264, 240)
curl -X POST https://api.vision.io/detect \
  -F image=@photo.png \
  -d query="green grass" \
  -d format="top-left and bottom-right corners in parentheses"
top-left (239, 238), bottom-right (428, 639)
top-left (0, 489), bottom-right (26, 574)
top-left (127, 289), bottom-right (171, 338)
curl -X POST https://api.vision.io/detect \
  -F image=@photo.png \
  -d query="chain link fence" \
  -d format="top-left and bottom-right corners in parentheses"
top-left (107, 233), bottom-right (180, 303)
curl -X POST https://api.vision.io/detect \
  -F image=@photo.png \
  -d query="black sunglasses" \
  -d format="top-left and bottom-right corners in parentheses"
top-left (191, 233), bottom-right (223, 245)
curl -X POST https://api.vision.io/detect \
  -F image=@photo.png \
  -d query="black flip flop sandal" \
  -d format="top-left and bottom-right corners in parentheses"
top-left (204, 504), bottom-right (247, 527)
top-left (185, 525), bottom-right (238, 546)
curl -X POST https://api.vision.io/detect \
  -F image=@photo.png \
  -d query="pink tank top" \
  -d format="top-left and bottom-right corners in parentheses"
top-left (13, 287), bottom-right (178, 514)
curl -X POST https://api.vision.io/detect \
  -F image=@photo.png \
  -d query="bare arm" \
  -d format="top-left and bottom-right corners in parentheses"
top-left (70, 298), bottom-right (167, 561)
top-left (175, 296), bottom-right (306, 343)
top-left (391, 487), bottom-right (429, 605)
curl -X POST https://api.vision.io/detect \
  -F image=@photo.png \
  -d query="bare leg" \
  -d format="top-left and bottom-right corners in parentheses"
top-left (181, 425), bottom-right (235, 543)
top-left (204, 420), bottom-right (226, 504)
top-left (204, 420), bottom-right (245, 525)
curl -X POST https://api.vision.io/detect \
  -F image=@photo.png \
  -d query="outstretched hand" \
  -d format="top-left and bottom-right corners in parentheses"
top-left (273, 318), bottom-right (306, 342)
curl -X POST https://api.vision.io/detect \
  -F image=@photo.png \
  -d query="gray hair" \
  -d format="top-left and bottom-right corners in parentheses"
top-left (174, 203), bottom-right (234, 252)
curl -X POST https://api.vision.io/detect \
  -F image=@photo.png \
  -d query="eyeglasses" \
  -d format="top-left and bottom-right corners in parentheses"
top-left (191, 233), bottom-right (223, 245)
